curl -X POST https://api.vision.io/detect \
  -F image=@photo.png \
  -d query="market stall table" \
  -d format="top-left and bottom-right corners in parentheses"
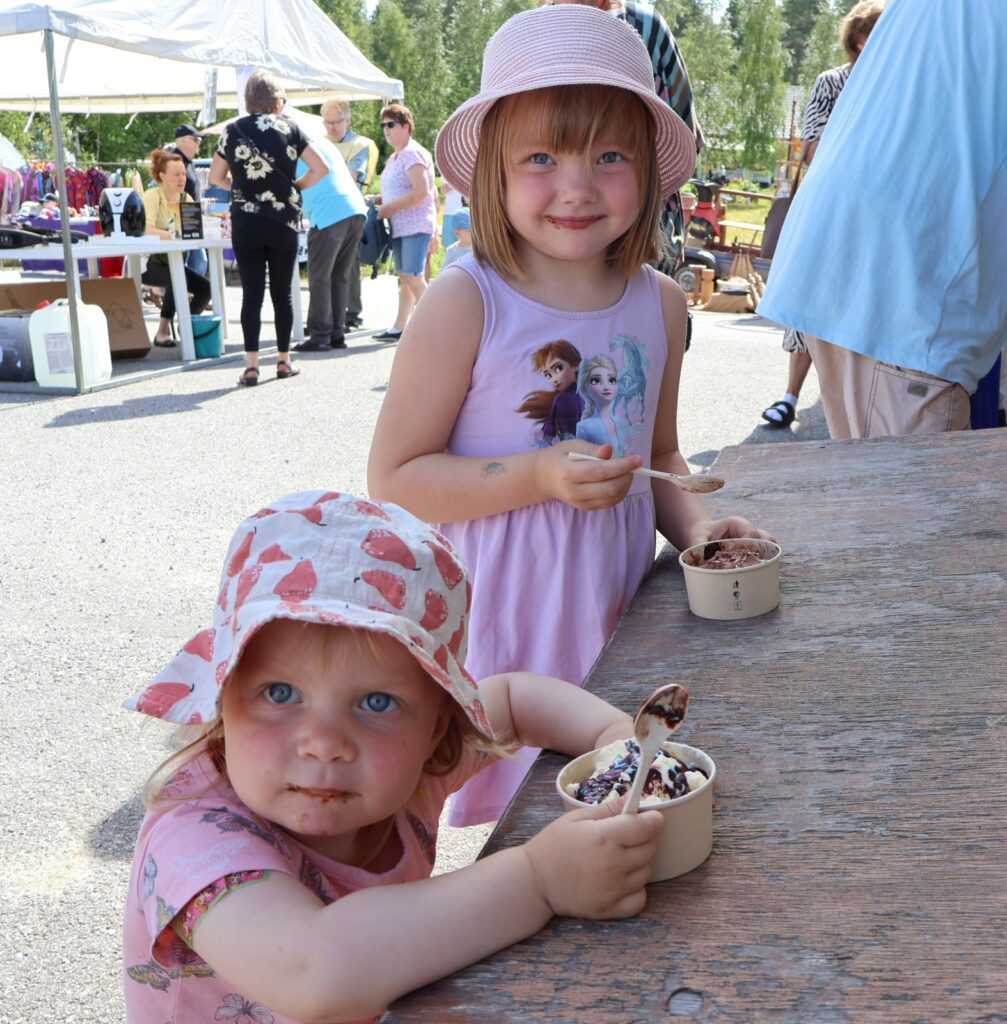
top-left (0, 235), bottom-right (231, 361)
top-left (387, 429), bottom-right (1007, 1024)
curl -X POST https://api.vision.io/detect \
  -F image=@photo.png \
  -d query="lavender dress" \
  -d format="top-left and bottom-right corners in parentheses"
top-left (440, 257), bottom-right (669, 825)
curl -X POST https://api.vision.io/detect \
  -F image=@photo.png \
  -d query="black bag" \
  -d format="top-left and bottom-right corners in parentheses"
top-left (358, 202), bottom-right (391, 272)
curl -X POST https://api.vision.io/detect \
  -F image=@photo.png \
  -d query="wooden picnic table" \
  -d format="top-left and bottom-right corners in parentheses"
top-left (387, 429), bottom-right (1007, 1024)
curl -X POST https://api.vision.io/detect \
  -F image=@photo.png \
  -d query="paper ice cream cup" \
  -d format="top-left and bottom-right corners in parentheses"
top-left (678, 539), bottom-right (782, 620)
top-left (556, 741), bottom-right (716, 882)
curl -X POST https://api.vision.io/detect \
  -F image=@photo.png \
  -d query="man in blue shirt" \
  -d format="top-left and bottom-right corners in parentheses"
top-left (759, 0), bottom-right (1007, 438)
top-left (323, 100), bottom-right (378, 331)
top-left (294, 136), bottom-right (367, 351)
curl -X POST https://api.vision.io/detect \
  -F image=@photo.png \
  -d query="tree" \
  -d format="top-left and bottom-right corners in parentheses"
top-left (678, 12), bottom-right (739, 168)
top-left (315, 0), bottom-right (370, 50)
top-left (733, 0), bottom-right (786, 172)
top-left (782, 0), bottom-right (823, 83)
top-left (799, 0), bottom-right (845, 89)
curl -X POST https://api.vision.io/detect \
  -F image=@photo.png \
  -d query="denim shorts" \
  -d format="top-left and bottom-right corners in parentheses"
top-left (391, 232), bottom-right (431, 276)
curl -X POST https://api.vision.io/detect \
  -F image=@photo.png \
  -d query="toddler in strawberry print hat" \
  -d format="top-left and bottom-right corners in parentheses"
top-left (122, 490), bottom-right (663, 1024)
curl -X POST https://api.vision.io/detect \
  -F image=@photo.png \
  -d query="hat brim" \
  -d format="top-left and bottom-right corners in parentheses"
top-left (123, 597), bottom-right (493, 738)
top-left (436, 75), bottom-right (696, 201)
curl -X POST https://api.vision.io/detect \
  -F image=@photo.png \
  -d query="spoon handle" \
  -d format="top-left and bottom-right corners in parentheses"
top-left (567, 451), bottom-right (724, 493)
top-left (621, 735), bottom-right (662, 815)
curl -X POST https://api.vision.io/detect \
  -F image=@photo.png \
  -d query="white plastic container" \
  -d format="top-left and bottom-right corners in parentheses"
top-left (29, 299), bottom-right (112, 388)
top-left (558, 741), bottom-right (716, 882)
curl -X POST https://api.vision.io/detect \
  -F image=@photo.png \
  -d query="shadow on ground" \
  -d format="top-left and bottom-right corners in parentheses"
top-left (688, 398), bottom-right (828, 468)
top-left (88, 793), bottom-right (146, 862)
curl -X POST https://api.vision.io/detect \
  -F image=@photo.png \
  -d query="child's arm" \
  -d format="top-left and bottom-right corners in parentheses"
top-left (650, 276), bottom-right (775, 549)
top-left (477, 670), bottom-right (635, 755)
top-left (368, 270), bottom-right (643, 523)
top-left (191, 774), bottom-right (659, 1024)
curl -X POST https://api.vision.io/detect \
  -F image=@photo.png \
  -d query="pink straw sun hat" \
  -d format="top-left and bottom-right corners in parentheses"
top-left (435, 4), bottom-right (697, 200)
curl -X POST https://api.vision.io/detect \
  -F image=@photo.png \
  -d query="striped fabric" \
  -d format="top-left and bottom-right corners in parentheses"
top-left (802, 64), bottom-right (852, 143)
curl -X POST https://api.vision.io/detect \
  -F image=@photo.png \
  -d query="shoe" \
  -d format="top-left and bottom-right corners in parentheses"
top-left (761, 400), bottom-right (796, 428)
top-left (276, 360), bottom-right (300, 379)
top-left (238, 366), bottom-right (259, 387)
top-left (294, 340), bottom-right (326, 352)
top-left (344, 317), bottom-right (362, 330)
top-left (373, 329), bottom-right (402, 342)
top-left (153, 338), bottom-right (177, 348)
top-left (330, 337), bottom-right (347, 349)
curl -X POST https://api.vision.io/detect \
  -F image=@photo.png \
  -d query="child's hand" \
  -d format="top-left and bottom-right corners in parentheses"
top-left (687, 516), bottom-right (776, 548)
top-left (523, 800), bottom-right (663, 919)
top-left (536, 442), bottom-right (643, 511)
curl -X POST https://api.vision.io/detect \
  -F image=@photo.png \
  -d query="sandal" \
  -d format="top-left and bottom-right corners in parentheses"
top-left (761, 400), bottom-right (795, 428)
top-left (238, 366), bottom-right (259, 387)
top-left (276, 360), bottom-right (300, 379)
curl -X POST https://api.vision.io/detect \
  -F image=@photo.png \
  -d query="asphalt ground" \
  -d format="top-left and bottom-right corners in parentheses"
top-left (0, 272), bottom-right (826, 1022)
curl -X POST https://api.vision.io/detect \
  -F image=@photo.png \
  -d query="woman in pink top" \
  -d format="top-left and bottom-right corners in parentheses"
top-left (374, 103), bottom-right (437, 341)
top-left (369, 5), bottom-right (774, 826)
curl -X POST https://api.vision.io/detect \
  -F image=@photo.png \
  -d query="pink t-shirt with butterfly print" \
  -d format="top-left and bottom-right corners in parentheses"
top-left (123, 749), bottom-right (485, 1023)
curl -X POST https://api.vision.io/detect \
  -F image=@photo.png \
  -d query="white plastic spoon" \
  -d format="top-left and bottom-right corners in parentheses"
top-left (621, 683), bottom-right (690, 815)
top-left (567, 451), bottom-right (724, 494)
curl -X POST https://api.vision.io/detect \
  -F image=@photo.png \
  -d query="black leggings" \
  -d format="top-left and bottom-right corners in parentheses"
top-left (141, 261), bottom-right (210, 322)
top-left (230, 212), bottom-right (299, 353)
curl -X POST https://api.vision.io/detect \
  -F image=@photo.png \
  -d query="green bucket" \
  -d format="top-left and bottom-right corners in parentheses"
top-left (191, 315), bottom-right (223, 358)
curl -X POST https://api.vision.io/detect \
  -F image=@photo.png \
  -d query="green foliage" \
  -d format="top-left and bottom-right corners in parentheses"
top-left (782, 0), bottom-right (824, 83)
top-left (799, 0), bottom-right (845, 88)
top-left (678, 14), bottom-right (739, 166)
top-left (733, 0), bottom-right (787, 170)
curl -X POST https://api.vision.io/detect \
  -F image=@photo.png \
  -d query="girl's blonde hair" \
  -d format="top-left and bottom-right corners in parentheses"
top-left (143, 623), bottom-right (504, 808)
top-left (469, 83), bottom-right (661, 281)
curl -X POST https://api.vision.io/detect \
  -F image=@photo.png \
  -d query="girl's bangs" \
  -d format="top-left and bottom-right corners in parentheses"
top-left (498, 84), bottom-right (652, 159)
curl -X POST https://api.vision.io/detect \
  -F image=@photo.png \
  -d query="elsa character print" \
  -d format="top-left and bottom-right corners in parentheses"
top-left (515, 340), bottom-right (585, 443)
top-left (575, 354), bottom-right (631, 455)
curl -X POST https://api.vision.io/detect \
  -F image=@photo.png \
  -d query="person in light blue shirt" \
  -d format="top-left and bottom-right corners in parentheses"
top-left (758, 0), bottom-right (1007, 439)
top-left (295, 135), bottom-right (367, 351)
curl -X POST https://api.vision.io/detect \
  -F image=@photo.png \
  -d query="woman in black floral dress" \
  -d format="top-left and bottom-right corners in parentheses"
top-left (210, 70), bottom-right (326, 385)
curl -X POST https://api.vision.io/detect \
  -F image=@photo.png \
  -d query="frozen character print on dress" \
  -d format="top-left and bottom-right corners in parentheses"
top-left (515, 340), bottom-right (585, 443)
top-left (610, 333), bottom-right (650, 438)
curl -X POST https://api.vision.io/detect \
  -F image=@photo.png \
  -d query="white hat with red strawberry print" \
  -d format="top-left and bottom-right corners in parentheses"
top-left (123, 490), bottom-right (491, 736)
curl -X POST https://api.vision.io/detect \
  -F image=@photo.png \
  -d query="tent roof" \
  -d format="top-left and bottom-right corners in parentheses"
top-left (0, 0), bottom-right (403, 111)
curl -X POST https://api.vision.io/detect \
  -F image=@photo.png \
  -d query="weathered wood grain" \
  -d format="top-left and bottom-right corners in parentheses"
top-left (387, 431), bottom-right (1007, 1023)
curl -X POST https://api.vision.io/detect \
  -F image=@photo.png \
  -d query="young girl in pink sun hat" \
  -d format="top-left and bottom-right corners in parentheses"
top-left (122, 490), bottom-right (663, 1023)
top-left (369, 3), bottom-right (773, 826)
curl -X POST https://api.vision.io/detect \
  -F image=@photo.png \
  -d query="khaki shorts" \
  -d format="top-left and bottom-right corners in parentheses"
top-left (807, 335), bottom-right (971, 439)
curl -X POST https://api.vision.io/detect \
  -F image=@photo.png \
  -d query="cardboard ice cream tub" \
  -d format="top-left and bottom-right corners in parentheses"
top-left (557, 741), bottom-right (716, 882)
top-left (678, 538), bottom-right (782, 620)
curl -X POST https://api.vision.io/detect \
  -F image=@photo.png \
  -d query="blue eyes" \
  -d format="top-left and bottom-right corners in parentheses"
top-left (265, 682), bottom-right (299, 705)
top-left (261, 685), bottom-right (399, 714)
top-left (599, 151), bottom-right (624, 164)
top-left (529, 153), bottom-right (551, 165)
top-left (361, 692), bottom-right (398, 714)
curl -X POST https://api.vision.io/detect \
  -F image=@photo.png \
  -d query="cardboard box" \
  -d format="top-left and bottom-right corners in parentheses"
top-left (0, 278), bottom-right (150, 359)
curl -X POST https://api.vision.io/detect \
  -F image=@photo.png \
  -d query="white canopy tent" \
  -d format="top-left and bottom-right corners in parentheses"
top-left (0, 0), bottom-right (403, 110)
top-left (0, 130), bottom-right (24, 166)
top-left (0, 0), bottom-right (402, 392)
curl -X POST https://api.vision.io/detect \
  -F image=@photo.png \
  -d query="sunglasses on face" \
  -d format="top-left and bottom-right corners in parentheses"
top-left (380, 120), bottom-right (400, 130)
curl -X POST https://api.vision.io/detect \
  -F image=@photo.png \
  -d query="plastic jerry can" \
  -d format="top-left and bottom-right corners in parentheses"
top-left (29, 299), bottom-right (112, 388)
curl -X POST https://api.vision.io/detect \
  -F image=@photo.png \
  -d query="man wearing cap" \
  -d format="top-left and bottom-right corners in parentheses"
top-left (322, 100), bottom-right (377, 331)
top-left (293, 135), bottom-right (367, 352)
top-left (166, 124), bottom-right (206, 277)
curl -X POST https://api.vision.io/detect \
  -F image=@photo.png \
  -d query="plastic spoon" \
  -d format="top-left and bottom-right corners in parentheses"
top-left (567, 451), bottom-right (724, 493)
top-left (621, 683), bottom-right (690, 815)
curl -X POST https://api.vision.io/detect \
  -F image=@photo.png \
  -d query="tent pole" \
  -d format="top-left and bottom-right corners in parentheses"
top-left (44, 28), bottom-right (87, 395)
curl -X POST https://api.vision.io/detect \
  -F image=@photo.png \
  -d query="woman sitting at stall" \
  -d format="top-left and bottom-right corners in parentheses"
top-left (142, 149), bottom-right (210, 347)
